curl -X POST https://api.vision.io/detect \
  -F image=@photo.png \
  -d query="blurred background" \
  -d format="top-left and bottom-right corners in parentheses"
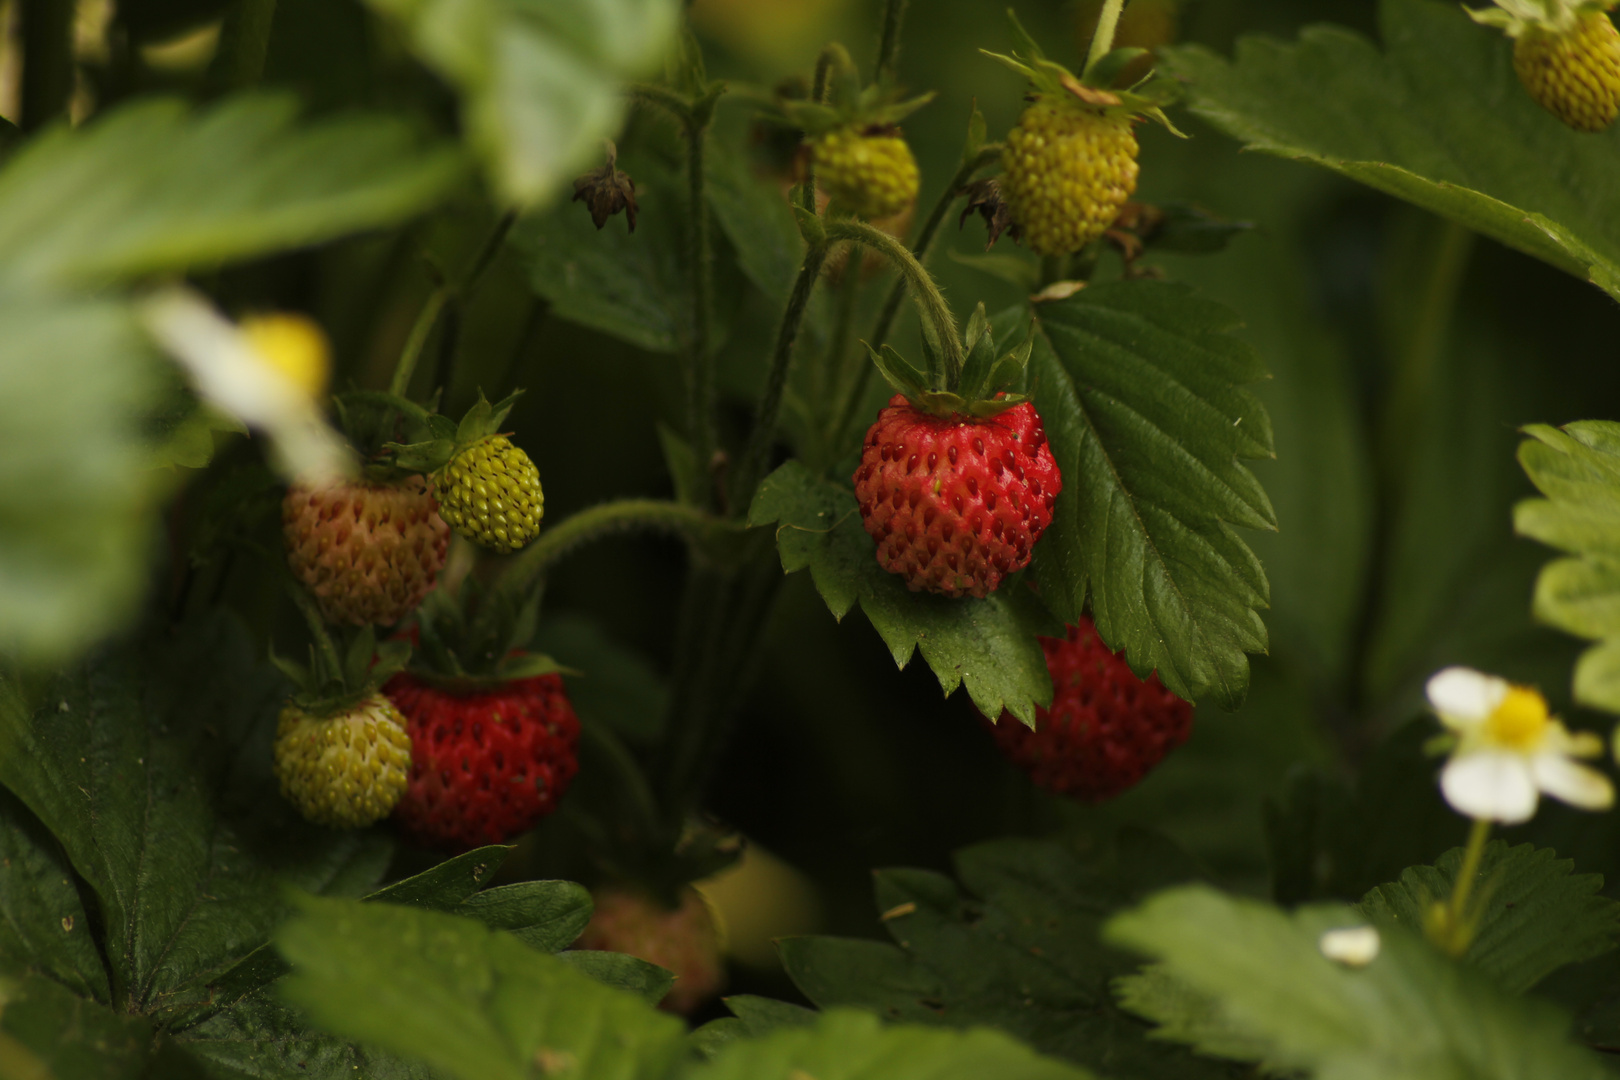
top-left (15, 0), bottom-right (1620, 1015)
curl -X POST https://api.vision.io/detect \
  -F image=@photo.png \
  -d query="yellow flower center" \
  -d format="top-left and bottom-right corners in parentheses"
top-left (240, 313), bottom-right (331, 400)
top-left (1485, 686), bottom-right (1550, 750)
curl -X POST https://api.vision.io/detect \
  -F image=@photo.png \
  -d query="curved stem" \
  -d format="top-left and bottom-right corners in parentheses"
top-left (286, 582), bottom-right (342, 681)
top-left (734, 240), bottom-right (830, 506)
top-left (388, 286), bottom-right (449, 399)
top-left (627, 83), bottom-right (692, 125)
top-left (875, 0), bottom-right (911, 84)
top-left (1086, 0), bottom-right (1127, 73)
top-left (825, 218), bottom-right (960, 382)
top-left (501, 499), bottom-right (739, 594)
top-left (799, 46), bottom-right (841, 216)
top-left (830, 144), bottom-right (999, 446)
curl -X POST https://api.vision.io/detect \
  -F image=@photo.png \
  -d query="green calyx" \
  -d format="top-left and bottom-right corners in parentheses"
top-left (381, 390), bottom-right (523, 477)
top-left (406, 572), bottom-right (572, 689)
top-left (981, 8), bottom-right (1183, 134)
top-left (1469, 0), bottom-right (1615, 36)
top-left (865, 302), bottom-right (1034, 419)
top-left (773, 43), bottom-right (935, 137)
top-left (332, 389), bottom-right (438, 483)
top-left (271, 612), bottom-right (411, 717)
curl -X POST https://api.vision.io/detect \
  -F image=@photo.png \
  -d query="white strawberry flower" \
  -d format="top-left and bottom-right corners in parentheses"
top-left (1318, 926), bottom-right (1380, 968)
top-left (1426, 666), bottom-right (1613, 824)
top-left (140, 288), bottom-right (355, 485)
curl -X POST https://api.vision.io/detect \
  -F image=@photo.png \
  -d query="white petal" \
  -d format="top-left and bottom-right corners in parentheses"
top-left (1426, 667), bottom-right (1507, 730)
top-left (1318, 926), bottom-right (1380, 968)
top-left (1441, 751), bottom-right (1539, 823)
top-left (1530, 753), bottom-right (1616, 811)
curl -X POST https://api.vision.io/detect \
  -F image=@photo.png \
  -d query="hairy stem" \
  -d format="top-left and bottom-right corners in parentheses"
top-left (387, 213), bottom-right (516, 400)
top-left (831, 144), bottom-right (999, 446)
top-left (387, 287), bottom-right (449, 399)
top-left (686, 109), bottom-right (718, 478)
top-left (627, 83), bottom-right (692, 124)
top-left (875, 0), bottom-right (911, 83)
top-left (1441, 817), bottom-right (1492, 956)
top-left (799, 45), bottom-right (841, 216)
top-left (502, 498), bottom-right (739, 595)
top-left (286, 583), bottom-right (343, 682)
top-left (733, 240), bottom-right (830, 508)
top-left (210, 0), bottom-right (279, 91)
top-left (1086, 0), bottom-right (1127, 73)
top-left (827, 218), bottom-right (960, 381)
top-left (19, 0), bottom-right (74, 130)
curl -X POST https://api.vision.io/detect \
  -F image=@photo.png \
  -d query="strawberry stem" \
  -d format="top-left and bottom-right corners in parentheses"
top-left (825, 218), bottom-right (962, 385)
top-left (208, 0), bottom-right (278, 91)
top-left (876, 0), bottom-right (912, 85)
top-left (1086, 0), bottom-right (1128, 74)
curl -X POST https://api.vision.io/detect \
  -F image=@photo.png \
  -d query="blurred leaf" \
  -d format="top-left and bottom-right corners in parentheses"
top-left (176, 992), bottom-right (432, 1080)
top-left (1162, 0), bottom-right (1620, 301)
top-left (1514, 421), bottom-right (1620, 714)
top-left (1358, 840), bottom-right (1620, 993)
top-left (555, 949), bottom-right (675, 1003)
top-left (360, 0), bottom-right (679, 207)
top-left (0, 301), bottom-right (163, 663)
top-left (455, 882), bottom-right (593, 953)
top-left (747, 461), bottom-right (1058, 725)
top-left (511, 154), bottom-right (690, 352)
top-left (779, 833), bottom-right (1236, 1079)
top-left (707, 132), bottom-right (805, 306)
top-left (1108, 885), bottom-right (1611, 1079)
top-left (276, 897), bottom-right (688, 1080)
top-left (1029, 281), bottom-right (1275, 709)
top-left (0, 612), bottom-right (393, 1019)
top-left (0, 788), bottom-right (108, 1003)
top-left (691, 996), bottom-right (818, 1060)
top-left (0, 96), bottom-right (462, 295)
top-left (0, 971), bottom-right (154, 1080)
top-left (688, 1008), bottom-right (1095, 1080)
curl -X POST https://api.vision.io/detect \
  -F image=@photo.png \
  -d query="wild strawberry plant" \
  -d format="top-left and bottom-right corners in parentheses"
top-left (3, 0), bottom-right (1620, 1077)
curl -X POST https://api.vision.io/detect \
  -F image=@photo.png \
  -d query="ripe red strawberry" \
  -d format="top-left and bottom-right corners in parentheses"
top-left (854, 394), bottom-right (1060, 598)
top-left (383, 672), bottom-right (580, 850)
top-left (985, 617), bottom-right (1192, 801)
top-left (284, 477), bottom-right (449, 626)
top-left (576, 886), bottom-right (724, 1015)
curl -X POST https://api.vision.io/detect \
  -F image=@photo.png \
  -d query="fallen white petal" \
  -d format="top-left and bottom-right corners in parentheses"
top-left (1530, 752), bottom-right (1615, 811)
top-left (1318, 926), bottom-right (1380, 968)
top-left (1426, 667), bottom-right (1506, 730)
top-left (1441, 750), bottom-right (1539, 824)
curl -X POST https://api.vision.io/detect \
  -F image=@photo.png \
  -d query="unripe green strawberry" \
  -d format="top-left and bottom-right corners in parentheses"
top-left (811, 125), bottom-right (920, 220)
top-left (1514, 11), bottom-right (1620, 131)
top-left (1002, 96), bottom-right (1138, 257)
top-left (435, 435), bottom-right (543, 554)
top-left (274, 693), bottom-right (413, 828)
top-left (283, 476), bottom-right (450, 626)
top-left (577, 886), bottom-right (725, 1015)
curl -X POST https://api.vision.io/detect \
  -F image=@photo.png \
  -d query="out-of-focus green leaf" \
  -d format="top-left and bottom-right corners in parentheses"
top-left (511, 153), bottom-right (690, 353)
top-left (360, 0), bottom-right (679, 207)
top-left (0, 971), bottom-right (154, 1080)
top-left (1030, 280), bottom-right (1275, 709)
top-left (1108, 885), bottom-right (1611, 1079)
top-left (0, 96), bottom-right (462, 295)
top-left (0, 301), bottom-right (162, 662)
top-left (688, 1008), bottom-right (1095, 1080)
top-left (691, 996), bottom-right (818, 1061)
top-left (1162, 0), bottom-right (1620, 300)
top-left (1515, 421), bottom-right (1620, 713)
top-left (779, 833), bottom-right (1235, 1079)
top-left (0, 613), bottom-right (393, 1019)
top-left (176, 992), bottom-right (432, 1080)
top-left (747, 461), bottom-right (1057, 725)
top-left (1357, 840), bottom-right (1620, 993)
top-left (555, 949), bottom-right (675, 1003)
top-left (276, 897), bottom-right (688, 1080)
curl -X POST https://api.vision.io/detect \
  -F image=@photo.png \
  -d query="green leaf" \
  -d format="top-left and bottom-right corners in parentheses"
top-left (0, 788), bottom-right (109, 1003)
top-left (1161, 0), bottom-right (1620, 301)
top-left (0, 300), bottom-right (167, 663)
top-left (0, 613), bottom-right (393, 1018)
top-left (1357, 840), bottom-right (1620, 993)
top-left (0, 95), bottom-right (462, 295)
top-left (690, 995), bottom-right (818, 1062)
top-left (1029, 280), bottom-right (1275, 709)
top-left (778, 833), bottom-right (1233, 1079)
top-left (1107, 884), bottom-right (1611, 1079)
top-left (510, 152), bottom-right (692, 353)
top-left (747, 461), bottom-right (1057, 724)
top-left (555, 949), bottom-right (676, 1003)
top-left (1515, 421), bottom-right (1620, 713)
top-left (176, 991), bottom-right (432, 1080)
top-left (361, 0), bottom-right (679, 207)
top-left (688, 1008), bottom-right (1095, 1080)
top-left (276, 896), bottom-right (688, 1080)
top-left (0, 970), bottom-right (155, 1080)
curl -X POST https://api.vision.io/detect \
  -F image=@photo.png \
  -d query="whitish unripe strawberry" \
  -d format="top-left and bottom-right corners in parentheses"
top-left (274, 693), bottom-right (412, 828)
top-left (811, 125), bottom-right (920, 220)
top-left (1002, 97), bottom-right (1138, 257)
top-left (283, 477), bottom-right (449, 626)
top-left (435, 435), bottom-right (543, 554)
